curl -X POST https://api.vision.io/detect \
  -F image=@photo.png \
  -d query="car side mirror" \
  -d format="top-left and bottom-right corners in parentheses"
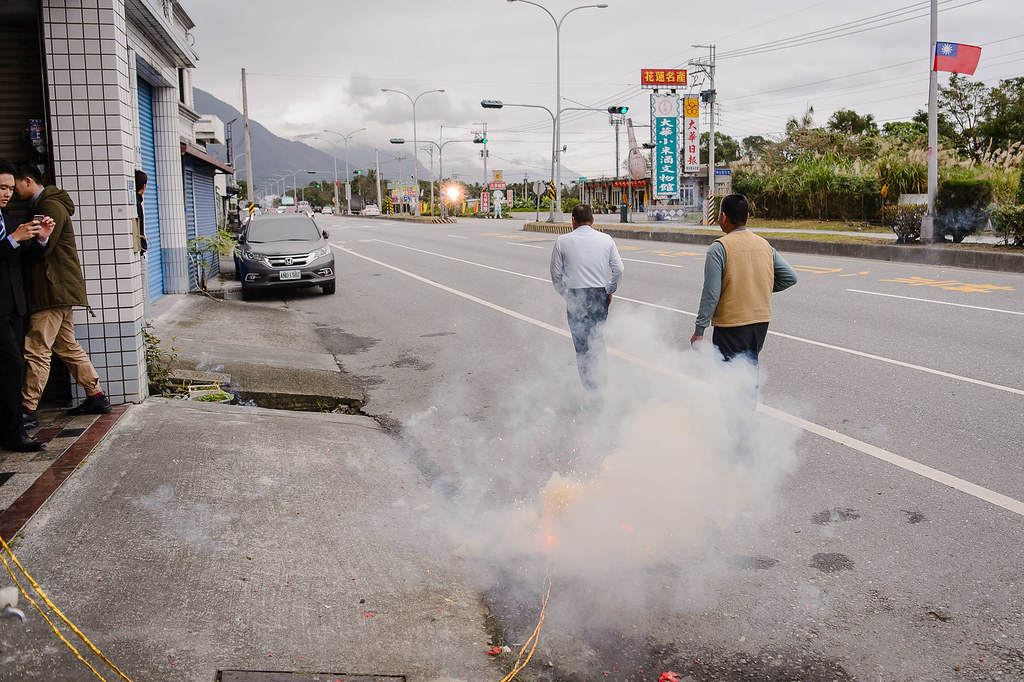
top-left (321, 230), bottom-right (329, 239)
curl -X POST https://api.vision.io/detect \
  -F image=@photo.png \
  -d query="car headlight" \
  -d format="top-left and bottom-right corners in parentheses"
top-left (309, 245), bottom-right (331, 260)
top-left (241, 250), bottom-right (268, 265)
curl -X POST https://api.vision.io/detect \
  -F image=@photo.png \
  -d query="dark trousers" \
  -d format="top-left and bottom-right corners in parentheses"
top-left (565, 288), bottom-right (610, 393)
top-left (712, 322), bottom-right (769, 364)
top-left (712, 322), bottom-right (769, 459)
top-left (0, 314), bottom-right (25, 435)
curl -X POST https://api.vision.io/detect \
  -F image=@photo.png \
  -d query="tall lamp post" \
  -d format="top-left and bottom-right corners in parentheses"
top-left (311, 135), bottom-right (342, 212)
top-left (284, 169), bottom-right (315, 210)
top-left (482, 99), bottom-right (616, 222)
top-left (381, 88), bottom-right (445, 217)
top-left (323, 127), bottom-right (366, 215)
top-left (507, 0), bottom-right (608, 219)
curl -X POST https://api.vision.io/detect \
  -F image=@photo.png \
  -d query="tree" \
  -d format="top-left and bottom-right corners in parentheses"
top-left (882, 120), bottom-right (927, 145)
top-left (785, 105), bottom-right (815, 134)
top-left (699, 132), bottom-right (740, 165)
top-left (938, 74), bottom-right (988, 160)
top-left (741, 135), bottom-right (771, 160)
top-left (827, 108), bottom-right (878, 136)
top-left (978, 76), bottom-right (1024, 152)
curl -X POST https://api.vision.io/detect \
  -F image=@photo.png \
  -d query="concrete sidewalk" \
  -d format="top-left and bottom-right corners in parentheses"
top-left (0, 295), bottom-right (502, 682)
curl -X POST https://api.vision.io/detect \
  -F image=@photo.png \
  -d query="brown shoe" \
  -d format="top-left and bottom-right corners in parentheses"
top-left (68, 394), bottom-right (111, 416)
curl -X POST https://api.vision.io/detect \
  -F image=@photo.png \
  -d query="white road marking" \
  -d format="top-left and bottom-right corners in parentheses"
top-left (623, 257), bottom-right (686, 268)
top-left (848, 288), bottom-right (1024, 316)
top-left (352, 239), bottom-right (1024, 396)
top-left (334, 243), bottom-right (1024, 518)
top-left (448, 235), bottom-right (469, 239)
top-left (509, 242), bottom-right (544, 249)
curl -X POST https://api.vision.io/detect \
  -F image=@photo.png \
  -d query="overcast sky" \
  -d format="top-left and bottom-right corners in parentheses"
top-left (185, 0), bottom-right (1021, 184)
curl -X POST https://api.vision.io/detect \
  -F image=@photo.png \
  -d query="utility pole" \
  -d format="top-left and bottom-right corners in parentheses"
top-left (375, 149), bottom-right (382, 207)
top-left (473, 122), bottom-right (489, 217)
top-left (241, 68), bottom-right (254, 205)
top-left (922, 0), bottom-right (938, 242)
top-left (691, 44), bottom-right (716, 223)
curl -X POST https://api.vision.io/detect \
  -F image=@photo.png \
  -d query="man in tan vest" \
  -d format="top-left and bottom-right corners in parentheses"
top-left (690, 193), bottom-right (797, 363)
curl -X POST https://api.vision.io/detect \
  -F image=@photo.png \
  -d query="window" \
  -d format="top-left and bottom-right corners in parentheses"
top-left (681, 185), bottom-right (696, 206)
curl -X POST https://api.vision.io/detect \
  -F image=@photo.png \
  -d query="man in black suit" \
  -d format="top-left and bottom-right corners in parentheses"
top-left (0, 159), bottom-right (53, 452)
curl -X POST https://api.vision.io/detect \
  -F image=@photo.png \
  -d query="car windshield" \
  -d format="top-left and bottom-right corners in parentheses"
top-left (247, 218), bottom-right (321, 243)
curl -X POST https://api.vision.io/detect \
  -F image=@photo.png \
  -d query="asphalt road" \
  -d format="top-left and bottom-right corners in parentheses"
top-left (273, 214), bottom-right (1023, 681)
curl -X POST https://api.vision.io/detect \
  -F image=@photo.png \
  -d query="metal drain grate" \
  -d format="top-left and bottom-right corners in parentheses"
top-left (218, 672), bottom-right (406, 682)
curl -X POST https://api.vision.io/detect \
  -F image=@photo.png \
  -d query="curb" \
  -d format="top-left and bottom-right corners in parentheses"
top-left (524, 222), bottom-right (1024, 274)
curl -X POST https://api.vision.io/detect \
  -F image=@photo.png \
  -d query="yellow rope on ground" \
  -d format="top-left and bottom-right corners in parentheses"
top-left (500, 564), bottom-right (554, 682)
top-left (0, 535), bottom-right (131, 682)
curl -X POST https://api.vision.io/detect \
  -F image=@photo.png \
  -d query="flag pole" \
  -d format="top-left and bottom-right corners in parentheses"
top-left (922, 0), bottom-right (938, 243)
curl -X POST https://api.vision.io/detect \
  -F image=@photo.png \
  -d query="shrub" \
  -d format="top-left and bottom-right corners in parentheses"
top-left (936, 179), bottom-right (993, 242)
top-left (990, 204), bottom-right (1024, 246)
top-left (880, 204), bottom-right (926, 243)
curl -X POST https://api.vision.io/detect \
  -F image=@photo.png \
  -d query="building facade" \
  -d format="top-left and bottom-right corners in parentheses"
top-left (0, 0), bottom-right (226, 408)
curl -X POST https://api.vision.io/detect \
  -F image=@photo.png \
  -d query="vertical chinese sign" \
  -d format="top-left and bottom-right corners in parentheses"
top-left (651, 94), bottom-right (679, 198)
top-left (683, 95), bottom-right (700, 174)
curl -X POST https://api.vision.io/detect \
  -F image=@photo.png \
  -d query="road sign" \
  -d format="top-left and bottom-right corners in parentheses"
top-left (715, 168), bottom-right (732, 176)
top-left (579, 176), bottom-right (587, 182)
top-left (533, 181), bottom-right (544, 196)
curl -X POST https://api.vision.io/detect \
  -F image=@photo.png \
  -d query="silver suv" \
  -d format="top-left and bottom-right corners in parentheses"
top-left (235, 214), bottom-right (336, 300)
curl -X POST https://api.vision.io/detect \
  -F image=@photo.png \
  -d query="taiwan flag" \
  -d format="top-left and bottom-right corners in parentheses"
top-left (934, 42), bottom-right (982, 75)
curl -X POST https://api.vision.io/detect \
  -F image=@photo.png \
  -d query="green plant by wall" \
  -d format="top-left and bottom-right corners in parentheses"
top-left (880, 204), bottom-right (926, 244)
top-left (187, 229), bottom-right (238, 291)
top-left (936, 178), bottom-right (993, 242)
top-left (990, 205), bottom-right (1024, 246)
top-left (143, 327), bottom-right (179, 396)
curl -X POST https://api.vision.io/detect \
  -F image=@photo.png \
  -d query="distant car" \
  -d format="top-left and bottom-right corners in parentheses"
top-left (275, 206), bottom-right (286, 214)
top-left (361, 204), bottom-right (380, 216)
top-left (321, 205), bottom-right (334, 215)
top-left (234, 213), bottom-right (336, 299)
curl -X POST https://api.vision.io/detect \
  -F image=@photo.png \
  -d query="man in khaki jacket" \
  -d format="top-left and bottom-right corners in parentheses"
top-left (691, 193), bottom-right (797, 363)
top-left (13, 163), bottom-right (110, 424)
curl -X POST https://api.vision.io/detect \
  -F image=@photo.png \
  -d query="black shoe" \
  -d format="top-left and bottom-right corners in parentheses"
top-left (21, 411), bottom-right (37, 429)
top-left (1, 431), bottom-right (45, 453)
top-left (68, 394), bottom-right (111, 416)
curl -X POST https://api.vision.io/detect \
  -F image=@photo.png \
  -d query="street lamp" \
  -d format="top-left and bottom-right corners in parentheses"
top-left (507, 0), bottom-right (608, 219)
top-left (482, 98), bottom-right (607, 222)
top-left (310, 135), bottom-right (342, 211)
top-left (323, 127), bottom-right (366, 215)
top-left (421, 136), bottom-right (463, 217)
top-left (381, 88), bottom-right (445, 217)
top-left (284, 169), bottom-right (316, 210)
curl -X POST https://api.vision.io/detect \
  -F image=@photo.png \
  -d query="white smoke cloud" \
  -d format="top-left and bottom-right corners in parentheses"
top-left (406, 303), bottom-right (802, 631)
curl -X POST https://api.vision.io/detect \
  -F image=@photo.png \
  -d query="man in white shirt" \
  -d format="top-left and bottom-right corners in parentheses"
top-left (550, 204), bottom-right (624, 410)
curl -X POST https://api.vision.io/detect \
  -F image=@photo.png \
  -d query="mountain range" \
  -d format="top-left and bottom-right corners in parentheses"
top-left (194, 88), bottom-right (403, 195)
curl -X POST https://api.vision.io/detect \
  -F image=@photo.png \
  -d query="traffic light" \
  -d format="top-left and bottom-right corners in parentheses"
top-left (607, 105), bottom-right (628, 114)
top-left (474, 136), bottom-right (488, 144)
top-left (700, 89), bottom-right (716, 103)
top-left (353, 169), bottom-right (362, 176)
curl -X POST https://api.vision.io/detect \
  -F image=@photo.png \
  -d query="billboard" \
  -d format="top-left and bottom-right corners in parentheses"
top-left (651, 94), bottom-right (679, 198)
top-left (641, 69), bottom-right (687, 88)
top-left (683, 95), bottom-right (700, 174)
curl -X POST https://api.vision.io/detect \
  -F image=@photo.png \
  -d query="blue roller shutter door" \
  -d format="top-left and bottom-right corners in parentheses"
top-left (193, 169), bottom-right (219, 278)
top-left (137, 79), bottom-right (163, 300)
top-left (184, 166), bottom-right (197, 289)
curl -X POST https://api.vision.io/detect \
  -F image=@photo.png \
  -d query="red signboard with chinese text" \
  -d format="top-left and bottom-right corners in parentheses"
top-left (641, 69), bottom-right (688, 88)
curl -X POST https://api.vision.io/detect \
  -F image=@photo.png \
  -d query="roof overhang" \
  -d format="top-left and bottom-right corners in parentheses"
top-left (125, 0), bottom-right (198, 69)
top-left (181, 143), bottom-right (234, 174)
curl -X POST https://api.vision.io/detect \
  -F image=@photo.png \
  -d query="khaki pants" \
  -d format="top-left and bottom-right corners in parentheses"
top-left (22, 306), bottom-right (102, 411)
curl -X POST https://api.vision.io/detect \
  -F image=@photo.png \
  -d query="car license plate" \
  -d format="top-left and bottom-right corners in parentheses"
top-left (279, 269), bottom-right (301, 281)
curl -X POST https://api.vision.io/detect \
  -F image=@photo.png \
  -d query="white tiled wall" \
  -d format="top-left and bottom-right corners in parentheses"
top-left (41, 0), bottom-right (145, 405)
